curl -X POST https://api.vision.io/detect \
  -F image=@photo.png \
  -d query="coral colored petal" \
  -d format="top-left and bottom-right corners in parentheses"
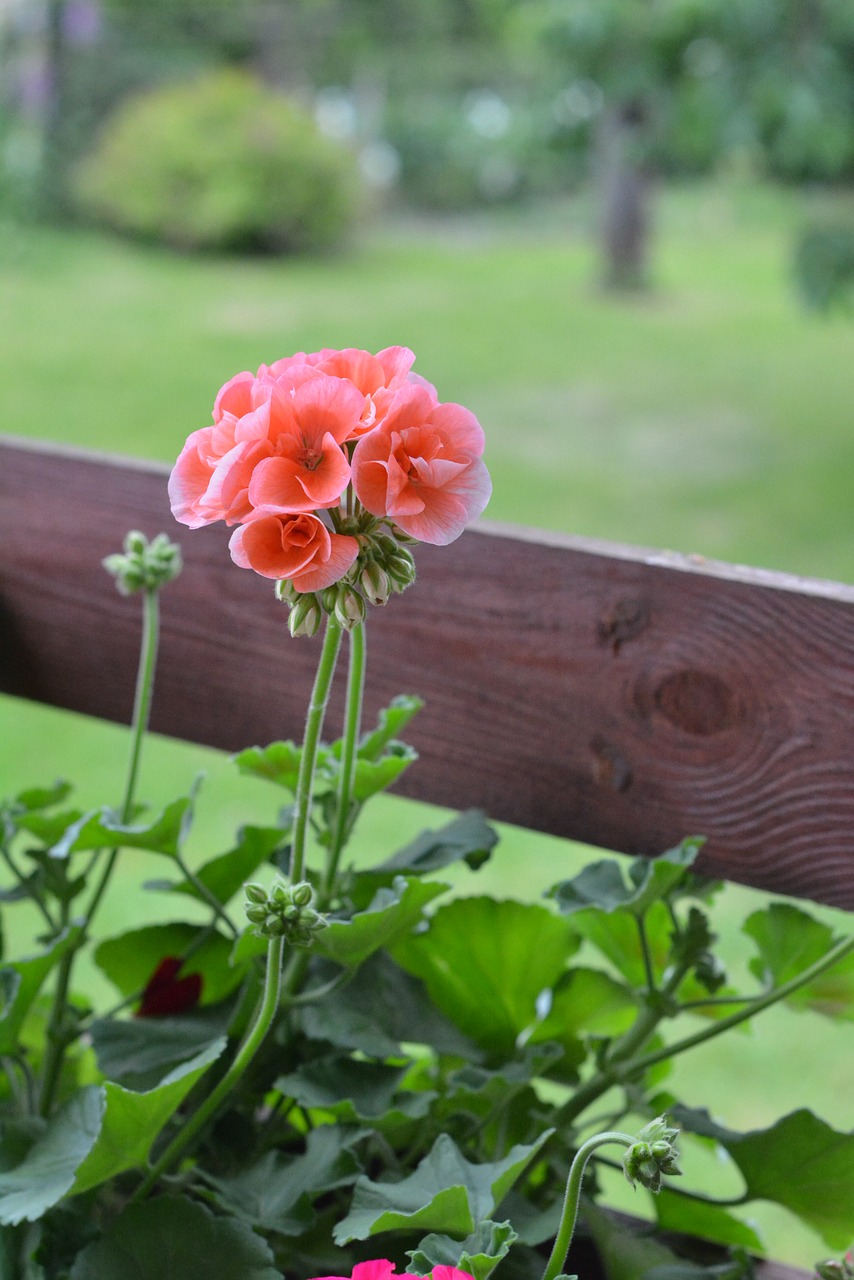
top-left (168, 436), bottom-right (218, 527)
top-left (294, 433), bottom-right (351, 507)
top-left (226, 519), bottom-right (317, 581)
top-left (291, 534), bottom-right (359, 593)
top-left (430, 401), bottom-right (486, 456)
top-left (383, 452), bottom-right (425, 516)
top-left (396, 489), bottom-right (470, 545)
top-left (249, 456), bottom-right (316, 513)
top-left (292, 374), bottom-right (366, 446)
top-left (213, 371), bottom-right (254, 422)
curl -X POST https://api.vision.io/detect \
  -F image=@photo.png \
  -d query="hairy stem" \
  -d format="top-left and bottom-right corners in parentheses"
top-left (133, 934), bottom-right (286, 1199)
top-left (324, 620), bottom-right (366, 899)
top-left (290, 616), bottom-right (343, 884)
top-left (542, 1131), bottom-right (635, 1280)
top-left (40, 586), bottom-right (160, 1116)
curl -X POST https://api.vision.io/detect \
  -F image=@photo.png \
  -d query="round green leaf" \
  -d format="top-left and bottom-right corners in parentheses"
top-left (69, 1196), bottom-right (281, 1279)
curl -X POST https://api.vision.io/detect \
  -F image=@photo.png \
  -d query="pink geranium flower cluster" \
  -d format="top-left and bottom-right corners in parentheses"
top-left (168, 346), bottom-right (491, 599)
top-left (310, 1261), bottom-right (475, 1280)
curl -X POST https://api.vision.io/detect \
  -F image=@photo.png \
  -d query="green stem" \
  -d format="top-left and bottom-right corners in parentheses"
top-left (132, 934), bottom-right (286, 1201)
top-left (555, 931), bottom-right (854, 1131)
top-left (39, 587), bottom-right (160, 1117)
top-left (84, 586), bottom-right (161, 927)
top-left (324, 621), bottom-right (366, 899)
top-left (174, 852), bottom-right (238, 938)
top-left (290, 616), bottom-right (343, 884)
top-left (541, 1131), bottom-right (635, 1280)
top-left (624, 931), bottom-right (854, 1080)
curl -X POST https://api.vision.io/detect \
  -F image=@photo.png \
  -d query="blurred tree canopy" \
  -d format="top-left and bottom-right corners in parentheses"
top-left (520, 0), bottom-right (854, 284)
top-left (4, 0), bottom-right (854, 248)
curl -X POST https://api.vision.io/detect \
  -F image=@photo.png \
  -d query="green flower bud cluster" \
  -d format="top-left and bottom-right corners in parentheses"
top-left (243, 879), bottom-right (328, 948)
top-left (274, 525), bottom-right (417, 636)
top-left (622, 1117), bottom-right (682, 1193)
top-left (103, 530), bottom-right (182, 596)
top-left (816, 1256), bottom-right (854, 1280)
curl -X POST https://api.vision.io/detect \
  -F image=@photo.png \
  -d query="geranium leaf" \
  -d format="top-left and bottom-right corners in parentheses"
top-left (0, 1087), bottom-right (104, 1224)
top-left (582, 1199), bottom-right (682, 1280)
top-left (298, 951), bottom-right (479, 1059)
top-left (153, 825), bottom-right (287, 906)
top-left (70, 1038), bottom-right (226, 1195)
top-left (334, 1130), bottom-right (552, 1244)
top-left (68, 1196), bottom-right (281, 1279)
top-left (356, 695), bottom-right (424, 761)
top-left (233, 741), bottom-right (334, 794)
top-left (530, 967), bottom-right (637, 1045)
top-left (653, 1187), bottom-right (764, 1251)
top-left (204, 1126), bottom-right (363, 1235)
top-left (744, 904), bottom-right (854, 1020)
top-left (317, 876), bottom-right (449, 968)
top-left (46, 797), bottom-right (193, 860)
top-left (276, 1055), bottom-right (433, 1124)
top-left (549, 840), bottom-right (704, 918)
top-left (13, 781), bottom-right (73, 812)
top-left (94, 924), bottom-right (242, 1007)
top-left (0, 926), bottom-right (83, 1054)
top-left (90, 1003), bottom-right (234, 1090)
top-left (673, 1105), bottom-right (854, 1247)
top-left (351, 744), bottom-right (418, 801)
top-left (408, 1219), bottom-right (518, 1280)
top-left (393, 897), bottom-right (577, 1059)
top-left (378, 810), bottom-right (498, 877)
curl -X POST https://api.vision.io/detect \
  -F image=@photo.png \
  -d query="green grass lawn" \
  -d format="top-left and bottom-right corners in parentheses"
top-left (2, 180), bottom-right (853, 1266)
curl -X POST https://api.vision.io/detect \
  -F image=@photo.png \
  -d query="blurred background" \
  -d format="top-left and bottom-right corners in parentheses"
top-left (2, 0), bottom-right (854, 1266)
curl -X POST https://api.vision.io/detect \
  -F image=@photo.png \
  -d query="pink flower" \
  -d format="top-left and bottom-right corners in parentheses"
top-left (308, 1263), bottom-right (474, 1280)
top-left (260, 346), bottom-right (419, 440)
top-left (351, 383), bottom-right (491, 545)
top-left (248, 375), bottom-right (364, 514)
top-left (228, 512), bottom-right (358, 592)
top-left (168, 402), bottom-right (275, 528)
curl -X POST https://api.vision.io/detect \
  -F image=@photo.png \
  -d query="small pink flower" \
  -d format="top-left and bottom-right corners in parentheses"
top-left (308, 1263), bottom-right (474, 1280)
top-left (248, 375), bottom-right (363, 514)
top-left (228, 512), bottom-right (359, 592)
top-left (352, 383), bottom-right (491, 545)
top-left (168, 402), bottom-right (274, 528)
top-left (260, 346), bottom-right (419, 440)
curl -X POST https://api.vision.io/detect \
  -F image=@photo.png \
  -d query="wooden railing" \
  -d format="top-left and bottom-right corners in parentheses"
top-left (3, 436), bottom-right (854, 911)
top-left (1, 436), bottom-right (848, 1276)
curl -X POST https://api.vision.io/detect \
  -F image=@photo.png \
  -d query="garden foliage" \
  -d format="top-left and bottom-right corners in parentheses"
top-left (73, 69), bottom-right (361, 254)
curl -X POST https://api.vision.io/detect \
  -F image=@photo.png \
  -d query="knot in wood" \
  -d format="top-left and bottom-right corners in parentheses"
top-left (654, 670), bottom-right (738, 736)
top-left (597, 597), bottom-right (650, 653)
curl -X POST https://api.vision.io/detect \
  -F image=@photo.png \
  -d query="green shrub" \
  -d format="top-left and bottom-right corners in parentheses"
top-left (73, 68), bottom-right (361, 253)
top-left (793, 217), bottom-right (854, 314)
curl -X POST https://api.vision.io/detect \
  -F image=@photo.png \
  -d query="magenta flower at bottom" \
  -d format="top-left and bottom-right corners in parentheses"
top-left (309, 1262), bottom-right (475, 1280)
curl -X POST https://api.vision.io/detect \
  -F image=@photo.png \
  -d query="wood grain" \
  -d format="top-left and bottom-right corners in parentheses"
top-left (3, 437), bottom-right (854, 909)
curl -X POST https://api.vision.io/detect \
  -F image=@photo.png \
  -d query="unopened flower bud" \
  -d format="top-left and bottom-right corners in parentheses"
top-left (321, 586), bottom-right (339, 612)
top-left (292, 882), bottom-right (313, 907)
top-left (622, 1117), bottom-right (681, 1193)
top-left (288, 593), bottom-right (322, 638)
top-left (386, 549), bottom-right (416, 590)
top-left (334, 585), bottom-right (367, 631)
top-left (245, 904), bottom-right (268, 924)
top-left (104, 530), bottom-right (182, 596)
top-left (244, 883), bottom-right (267, 905)
top-left (275, 578), bottom-right (299, 605)
top-left (360, 561), bottom-right (391, 607)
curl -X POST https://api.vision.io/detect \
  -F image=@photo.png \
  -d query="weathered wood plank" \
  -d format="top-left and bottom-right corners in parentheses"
top-left (3, 437), bottom-right (854, 908)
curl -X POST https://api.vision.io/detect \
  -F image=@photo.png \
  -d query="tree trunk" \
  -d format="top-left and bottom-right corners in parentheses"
top-left (41, 0), bottom-right (70, 217)
top-left (597, 100), bottom-right (651, 291)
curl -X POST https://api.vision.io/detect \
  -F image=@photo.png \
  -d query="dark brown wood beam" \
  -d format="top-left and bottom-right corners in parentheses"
top-left (3, 436), bottom-right (854, 909)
